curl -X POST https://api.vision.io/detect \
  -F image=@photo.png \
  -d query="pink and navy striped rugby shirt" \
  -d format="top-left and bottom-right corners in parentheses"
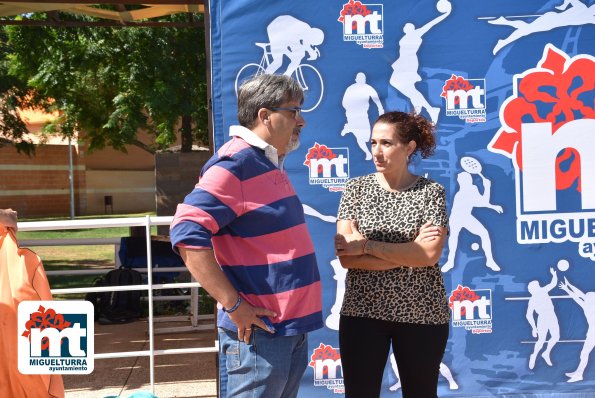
top-left (170, 130), bottom-right (323, 336)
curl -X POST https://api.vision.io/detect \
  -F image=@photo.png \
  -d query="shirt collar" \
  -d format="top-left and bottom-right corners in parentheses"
top-left (229, 125), bottom-right (283, 169)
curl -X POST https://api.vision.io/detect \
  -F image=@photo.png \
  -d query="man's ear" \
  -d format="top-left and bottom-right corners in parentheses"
top-left (258, 108), bottom-right (270, 125)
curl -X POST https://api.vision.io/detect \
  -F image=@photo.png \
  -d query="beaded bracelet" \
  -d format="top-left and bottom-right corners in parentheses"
top-left (223, 295), bottom-right (242, 313)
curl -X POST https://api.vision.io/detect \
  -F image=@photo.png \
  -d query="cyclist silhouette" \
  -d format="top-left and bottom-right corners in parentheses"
top-left (264, 15), bottom-right (324, 76)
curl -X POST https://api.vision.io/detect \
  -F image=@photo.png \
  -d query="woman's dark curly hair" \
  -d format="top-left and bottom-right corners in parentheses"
top-left (374, 111), bottom-right (436, 161)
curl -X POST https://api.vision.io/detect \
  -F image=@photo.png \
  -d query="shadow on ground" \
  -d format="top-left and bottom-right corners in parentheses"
top-left (63, 317), bottom-right (218, 398)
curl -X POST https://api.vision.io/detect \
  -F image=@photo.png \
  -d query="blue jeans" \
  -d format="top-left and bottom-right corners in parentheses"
top-left (218, 327), bottom-right (308, 398)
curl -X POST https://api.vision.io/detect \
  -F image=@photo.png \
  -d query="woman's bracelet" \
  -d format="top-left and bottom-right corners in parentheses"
top-left (223, 295), bottom-right (242, 313)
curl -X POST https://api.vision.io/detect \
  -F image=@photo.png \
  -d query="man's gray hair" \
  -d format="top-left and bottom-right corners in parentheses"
top-left (237, 74), bottom-right (303, 128)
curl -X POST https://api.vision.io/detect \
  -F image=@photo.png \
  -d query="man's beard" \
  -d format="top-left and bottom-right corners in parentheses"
top-left (285, 131), bottom-right (301, 153)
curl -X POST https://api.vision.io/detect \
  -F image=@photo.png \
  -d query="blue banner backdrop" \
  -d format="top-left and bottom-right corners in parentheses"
top-left (208, 0), bottom-right (595, 396)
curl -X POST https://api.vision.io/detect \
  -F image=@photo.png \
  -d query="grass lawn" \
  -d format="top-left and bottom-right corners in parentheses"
top-left (39, 246), bottom-right (113, 300)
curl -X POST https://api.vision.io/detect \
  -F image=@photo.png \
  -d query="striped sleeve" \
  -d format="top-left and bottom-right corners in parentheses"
top-left (170, 155), bottom-right (245, 252)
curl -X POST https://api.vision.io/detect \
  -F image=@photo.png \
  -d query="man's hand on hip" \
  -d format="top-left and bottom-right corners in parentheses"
top-left (229, 301), bottom-right (277, 343)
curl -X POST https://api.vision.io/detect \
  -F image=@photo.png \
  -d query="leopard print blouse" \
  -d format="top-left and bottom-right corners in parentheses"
top-left (337, 173), bottom-right (450, 325)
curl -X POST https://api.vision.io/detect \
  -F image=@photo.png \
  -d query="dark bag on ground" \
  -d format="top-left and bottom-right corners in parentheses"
top-left (86, 267), bottom-right (143, 324)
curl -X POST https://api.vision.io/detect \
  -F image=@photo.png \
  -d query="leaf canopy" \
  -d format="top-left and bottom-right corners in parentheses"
top-left (0, 11), bottom-right (208, 154)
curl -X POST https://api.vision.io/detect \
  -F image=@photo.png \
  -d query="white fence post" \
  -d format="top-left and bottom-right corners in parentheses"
top-left (16, 216), bottom-right (218, 394)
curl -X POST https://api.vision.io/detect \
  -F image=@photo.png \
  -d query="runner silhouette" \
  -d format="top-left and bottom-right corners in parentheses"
top-left (340, 72), bottom-right (384, 160)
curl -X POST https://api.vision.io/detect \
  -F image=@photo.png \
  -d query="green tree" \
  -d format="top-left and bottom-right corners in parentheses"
top-left (0, 27), bottom-right (37, 154)
top-left (1, 12), bottom-right (208, 154)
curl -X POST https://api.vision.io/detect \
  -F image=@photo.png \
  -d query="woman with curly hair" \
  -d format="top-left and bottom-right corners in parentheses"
top-left (334, 111), bottom-right (449, 397)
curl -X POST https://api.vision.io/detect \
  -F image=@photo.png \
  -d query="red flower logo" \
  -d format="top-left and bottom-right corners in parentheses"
top-left (440, 75), bottom-right (475, 105)
top-left (449, 285), bottom-right (480, 316)
top-left (22, 305), bottom-right (72, 349)
top-left (338, 0), bottom-right (371, 31)
top-left (490, 45), bottom-right (595, 192)
top-left (309, 343), bottom-right (341, 375)
top-left (304, 143), bottom-right (337, 174)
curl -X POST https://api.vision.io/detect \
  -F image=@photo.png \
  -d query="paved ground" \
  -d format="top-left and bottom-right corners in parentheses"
top-left (63, 317), bottom-right (218, 398)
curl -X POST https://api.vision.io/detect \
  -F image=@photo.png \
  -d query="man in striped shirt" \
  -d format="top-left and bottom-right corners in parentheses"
top-left (170, 74), bottom-right (323, 398)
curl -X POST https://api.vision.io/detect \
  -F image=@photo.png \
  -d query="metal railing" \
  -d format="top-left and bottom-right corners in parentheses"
top-left (17, 215), bottom-right (218, 393)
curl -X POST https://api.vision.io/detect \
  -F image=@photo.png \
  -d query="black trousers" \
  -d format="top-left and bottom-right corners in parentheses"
top-left (339, 315), bottom-right (449, 398)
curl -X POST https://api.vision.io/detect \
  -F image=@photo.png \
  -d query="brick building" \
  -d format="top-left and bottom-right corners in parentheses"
top-left (0, 109), bottom-right (157, 218)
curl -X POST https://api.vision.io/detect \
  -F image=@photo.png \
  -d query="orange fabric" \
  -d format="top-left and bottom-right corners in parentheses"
top-left (0, 226), bottom-right (65, 398)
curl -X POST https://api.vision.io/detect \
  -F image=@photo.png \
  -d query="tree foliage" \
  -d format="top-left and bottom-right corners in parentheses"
top-left (0, 27), bottom-right (37, 153)
top-left (0, 11), bottom-right (208, 154)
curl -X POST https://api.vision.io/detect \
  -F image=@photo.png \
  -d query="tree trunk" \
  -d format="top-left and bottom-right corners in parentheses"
top-left (181, 114), bottom-right (193, 152)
